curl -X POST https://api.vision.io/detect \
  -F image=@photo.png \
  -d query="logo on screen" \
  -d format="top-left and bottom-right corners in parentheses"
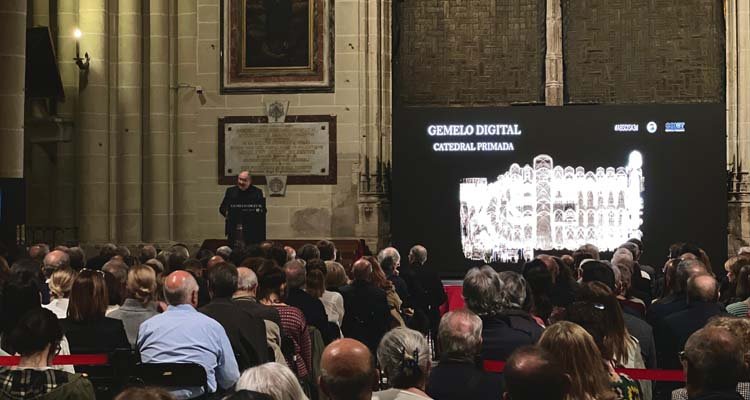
top-left (646, 121), bottom-right (658, 133)
top-left (665, 122), bottom-right (686, 133)
top-left (614, 124), bottom-right (639, 132)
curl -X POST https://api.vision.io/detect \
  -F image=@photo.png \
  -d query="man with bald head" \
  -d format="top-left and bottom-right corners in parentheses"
top-left (319, 338), bottom-right (377, 400)
top-left (503, 346), bottom-right (569, 400)
top-left (220, 170), bottom-right (266, 247)
top-left (340, 258), bottom-right (391, 353)
top-left (138, 270), bottom-right (240, 398)
top-left (655, 274), bottom-right (728, 371)
top-left (207, 255), bottom-right (225, 270)
top-left (43, 250), bottom-right (70, 279)
top-left (427, 309), bottom-right (504, 400)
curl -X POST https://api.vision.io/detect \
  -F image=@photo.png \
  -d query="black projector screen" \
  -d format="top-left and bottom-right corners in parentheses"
top-left (392, 104), bottom-right (727, 278)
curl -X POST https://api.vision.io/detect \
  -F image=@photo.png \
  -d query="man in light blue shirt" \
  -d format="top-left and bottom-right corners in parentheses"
top-left (138, 270), bottom-right (240, 399)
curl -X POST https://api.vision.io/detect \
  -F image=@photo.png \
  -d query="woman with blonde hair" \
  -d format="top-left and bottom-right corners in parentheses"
top-left (43, 267), bottom-right (77, 319)
top-left (107, 265), bottom-right (159, 348)
top-left (539, 321), bottom-right (627, 400)
top-left (365, 255), bottom-right (405, 327)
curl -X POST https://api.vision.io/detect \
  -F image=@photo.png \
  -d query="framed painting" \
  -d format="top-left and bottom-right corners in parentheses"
top-left (221, 0), bottom-right (335, 93)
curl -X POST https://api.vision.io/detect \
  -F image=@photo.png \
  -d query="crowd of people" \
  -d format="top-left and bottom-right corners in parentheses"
top-left (0, 238), bottom-right (748, 400)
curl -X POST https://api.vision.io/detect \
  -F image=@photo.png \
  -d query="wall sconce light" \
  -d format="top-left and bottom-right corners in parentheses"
top-left (73, 28), bottom-right (90, 70)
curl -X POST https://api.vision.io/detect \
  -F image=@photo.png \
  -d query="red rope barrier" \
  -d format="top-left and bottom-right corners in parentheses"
top-left (0, 354), bottom-right (109, 367)
top-left (482, 360), bottom-right (686, 382)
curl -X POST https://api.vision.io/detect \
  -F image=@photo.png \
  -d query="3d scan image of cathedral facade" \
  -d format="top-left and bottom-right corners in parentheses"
top-left (460, 152), bottom-right (645, 262)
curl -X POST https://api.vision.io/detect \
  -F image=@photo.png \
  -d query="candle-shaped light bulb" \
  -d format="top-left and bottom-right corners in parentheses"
top-left (73, 28), bottom-right (82, 59)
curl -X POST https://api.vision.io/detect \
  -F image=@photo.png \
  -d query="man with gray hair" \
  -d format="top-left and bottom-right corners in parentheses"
top-left (340, 259), bottom-right (391, 353)
top-left (463, 266), bottom-right (542, 362)
top-left (426, 309), bottom-right (504, 400)
top-left (401, 245), bottom-right (447, 342)
top-left (648, 258), bottom-right (709, 326)
top-left (378, 247), bottom-right (410, 308)
top-left (284, 259), bottom-right (337, 343)
top-left (138, 270), bottom-right (239, 398)
top-left (216, 245), bottom-right (232, 260)
top-left (233, 267), bottom-right (285, 364)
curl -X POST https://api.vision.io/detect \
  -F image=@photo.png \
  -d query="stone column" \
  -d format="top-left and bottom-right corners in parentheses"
top-left (115, 0), bottom-right (143, 243)
top-left (31, 0), bottom-right (48, 27)
top-left (355, 0), bottom-right (392, 250)
top-left (545, 0), bottom-right (563, 106)
top-left (0, 1), bottom-right (26, 180)
top-left (727, 0), bottom-right (750, 252)
top-left (143, 0), bottom-right (172, 243)
top-left (77, 0), bottom-right (111, 242)
top-left (173, 0), bottom-right (198, 243)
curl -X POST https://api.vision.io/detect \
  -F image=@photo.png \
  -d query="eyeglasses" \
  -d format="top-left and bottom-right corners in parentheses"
top-left (54, 342), bottom-right (62, 356)
top-left (678, 351), bottom-right (689, 364)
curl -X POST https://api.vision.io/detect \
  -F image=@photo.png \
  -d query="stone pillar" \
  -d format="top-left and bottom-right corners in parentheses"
top-left (115, 0), bottom-right (143, 243)
top-left (31, 0), bottom-right (48, 27)
top-left (143, 0), bottom-right (172, 243)
top-left (545, 0), bottom-right (563, 106)
top-left (173, 0), bottom-right (198, 243)
top-left (355, 0), bottom-right (392, 250)
top-left (77, 0), bottom-right (111, 242)
top-left (0, 1), bottom-right (26, 179)
top-left (727, 0), bottom-right (750, 253)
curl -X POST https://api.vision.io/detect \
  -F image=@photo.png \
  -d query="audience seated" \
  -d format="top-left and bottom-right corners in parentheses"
top-left (235, 362), bottom-right (309, 400)
top-left (43, 250), bottom-right (70, 280)
top-left (319, 338), bottom-right (377, 400)
top-left (378, 247), bottom-right (410, 308)
top-left (108, 264), bottom-right (160, 348)
top-left (0, 309), bottom-right (95, 399)
top-left (463, 266), bottom-right (542, 362)
top-left (256, 265), bottom-right (312, 379)
top-left (426, 309), bottom-right (503, 400)
top-left (366, 255), bottom-right (407, 328)
top-left (306, 258), bottom-right (345, 329)
top-left (373, 327), bottom-right (432, 400)
top-left (283, 259), bottom-right (338, 343)
top-left (200, 262), bottom-right (269, 371)
top-left (648, 258), bottom-right (707, 326)
top-left (339, 259), bottom-right (391, 354)
top-left (679, 327), bottom-right (745, 400)
top-left (138, 270), bottom-right (239, 399)
top-left (503, 345), bottom-right (570, 400)
top-left (43, 267), bottom-right (77, 319)
top-left (726, 263), bottom-right (750, 317)
top-left (61, 269), bottom-right (129, 354)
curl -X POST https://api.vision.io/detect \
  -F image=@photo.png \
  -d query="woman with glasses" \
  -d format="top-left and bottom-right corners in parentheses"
top-left (60, 269), bottom-right (129, 354)
top-left (0, 308), bottom-right (95, 399)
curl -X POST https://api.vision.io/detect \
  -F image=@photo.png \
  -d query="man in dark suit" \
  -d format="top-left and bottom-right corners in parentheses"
top-left (426, 309), bottom-right (504, 400)
top-left (648, 259), bottom-right (707, 326)
top-left (219, 171), bottom-right (266, 247)
top-left (655, 274), bottom-right (727, 370)
top-left (340, 259), bottom-right (391, 354)
top-left (232, 267), bottom-right (282, 328)
top-left (283, 259), bottom-right (338, 343)
top-left (200, 262), bottom-right (269, 372)
top-left (401, 245), bottom-right (447, 339)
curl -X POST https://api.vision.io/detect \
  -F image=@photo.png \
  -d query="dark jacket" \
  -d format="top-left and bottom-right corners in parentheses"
top-left (388, 274), bottom-right (410, 307)
top-left (60, 317), bottom-right (130, 354)
top-left (426, 360), bottom-right (504, 400)
top-left (480, 310), bottom-right (543, 362)
top-left (648, 295), bottom-right (688, 326)
top-left (200, 297), bottom-right (270, 371)
top-left (655, 302), bottom-right (728, 369)
top-left (232, 296), bottom-right (283, 328)
top-left (339, 280), bottom-right (391, 354)
top-left (400, 262), bottom-right (447, 333)
top-left (0, 368), bottom-right (95, 400)
top-left (285, 288), bottom-right (338, 343)
top-left (219, 185), bottom-right (266, 244)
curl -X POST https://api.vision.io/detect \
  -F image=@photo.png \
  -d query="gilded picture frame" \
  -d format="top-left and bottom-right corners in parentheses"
top-left (221, 0), bottom-right (335, 93)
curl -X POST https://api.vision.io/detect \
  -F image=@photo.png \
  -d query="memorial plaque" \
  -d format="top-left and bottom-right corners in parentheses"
top-left (218, 115), bottom-right (337, 185)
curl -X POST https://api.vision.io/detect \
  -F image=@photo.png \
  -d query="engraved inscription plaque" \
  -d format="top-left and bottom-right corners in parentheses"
top-left (218, 115), bottom-right (337, 185)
